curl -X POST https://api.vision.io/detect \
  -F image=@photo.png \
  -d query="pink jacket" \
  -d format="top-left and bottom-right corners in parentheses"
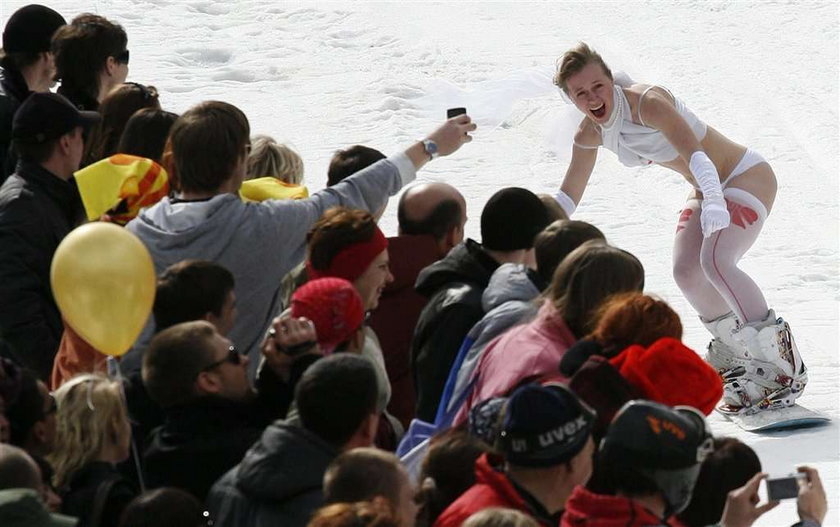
top-left (456, 300), bottom-right (577, 424)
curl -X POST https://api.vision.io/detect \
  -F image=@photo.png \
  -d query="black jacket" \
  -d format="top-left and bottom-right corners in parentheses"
top-left (0, 65), bottom-right (29, 181)
top-left (61, 461), bottom-right (137, 527)
top-left (0, 161), bottom-right (83, 380)
top-left (207, 422), bottom-right (339, 527)
top-left (411, 239), bottom-right (499, 422)
top-left (143, 396), bottom-right (271, 502)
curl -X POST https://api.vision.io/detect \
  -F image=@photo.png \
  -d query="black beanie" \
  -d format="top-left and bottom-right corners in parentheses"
top-left (481, 187), bottom-right (551, 251)
top-left (499, 383), bottom-right (596, 467)
top-left (2, 5), bottom-right (66, 54)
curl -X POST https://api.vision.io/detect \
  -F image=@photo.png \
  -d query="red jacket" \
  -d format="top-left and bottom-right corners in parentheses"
top-left (368, 234), bottom-right (440, 427)
top-left (562, 486), bottom-right (673, 527)
top-left (433, 454), bottom-right (555, 527)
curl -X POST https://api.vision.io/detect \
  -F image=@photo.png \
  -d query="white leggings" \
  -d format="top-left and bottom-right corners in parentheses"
top-left (673, 188), bottom-right (769, 324)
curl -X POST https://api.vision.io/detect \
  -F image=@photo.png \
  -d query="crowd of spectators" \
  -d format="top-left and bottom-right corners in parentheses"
top-left (0, 4), bottom-right (829, 527)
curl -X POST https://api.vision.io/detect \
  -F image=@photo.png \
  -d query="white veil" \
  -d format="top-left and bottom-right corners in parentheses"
top-left (413, 64), bottom-right (635, 160)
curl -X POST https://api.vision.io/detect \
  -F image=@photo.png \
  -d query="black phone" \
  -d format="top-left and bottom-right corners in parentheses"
top-left (766, 474), bottom-right (804, 501)
top-left (447, 107), bottom-right (467, 118)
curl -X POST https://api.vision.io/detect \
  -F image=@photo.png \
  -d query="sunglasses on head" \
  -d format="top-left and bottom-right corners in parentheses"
top-left (114, 49), bottom-right (130, 65)
top-left (201, 345), bottom-right (243, 372)
top-left (125, 81), bottom-right (158, 101)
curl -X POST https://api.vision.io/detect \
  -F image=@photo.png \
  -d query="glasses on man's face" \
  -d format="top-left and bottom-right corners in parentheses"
top-left (201, 346), bottom-right (243, 372)
top-left (125, 81), bottom-right (158, 101)
top-left (114, 49), bottom-right (130, 65)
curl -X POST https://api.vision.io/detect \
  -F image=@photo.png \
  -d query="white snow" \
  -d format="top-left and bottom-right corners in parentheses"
top-left (4, 1), bottom-right (837, 524)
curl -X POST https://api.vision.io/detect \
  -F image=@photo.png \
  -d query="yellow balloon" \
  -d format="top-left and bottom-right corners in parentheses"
top-left (51, 223), bottom-right (155, 357)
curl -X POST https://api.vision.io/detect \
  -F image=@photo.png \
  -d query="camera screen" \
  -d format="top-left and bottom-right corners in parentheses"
top-left (766, 477), bottom-right (800, 500)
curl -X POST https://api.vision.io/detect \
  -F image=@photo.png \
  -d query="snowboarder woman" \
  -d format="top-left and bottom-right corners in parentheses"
top-left (552, 42), bottom-right (806, 414)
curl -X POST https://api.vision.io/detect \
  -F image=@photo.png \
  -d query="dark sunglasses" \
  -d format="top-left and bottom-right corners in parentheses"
top-left (201, 345), bottom-right (242, 372)
top-left (125, 81), bottom-right (158, 101)
top-left (114, 49), bottom-right (130, 65)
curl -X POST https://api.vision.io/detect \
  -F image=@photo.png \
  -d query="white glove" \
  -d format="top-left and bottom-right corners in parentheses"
top-left (689, 151), bottom-right (730, 238)
top-left (700, 198), bottom-right (730, 238)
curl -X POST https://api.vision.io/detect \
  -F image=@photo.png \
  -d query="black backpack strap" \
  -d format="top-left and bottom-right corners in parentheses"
top-left (89, 478), bottom-right (118, 527)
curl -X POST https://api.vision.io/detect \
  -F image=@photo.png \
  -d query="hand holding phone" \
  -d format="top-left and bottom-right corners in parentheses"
top-left (795, 466), bottom-right (827, 526)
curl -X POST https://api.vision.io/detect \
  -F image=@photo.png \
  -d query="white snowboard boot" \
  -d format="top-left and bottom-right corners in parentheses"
top-left (702, 311), bottom-right (748, 373)
top-left (719, 310), bottom-right (808, 414)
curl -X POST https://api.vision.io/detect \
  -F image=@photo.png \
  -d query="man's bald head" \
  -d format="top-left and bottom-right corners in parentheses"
top-left (398, 183), bottom-right (466, 254)
top-left (0, 444), bottom-right (41, 490)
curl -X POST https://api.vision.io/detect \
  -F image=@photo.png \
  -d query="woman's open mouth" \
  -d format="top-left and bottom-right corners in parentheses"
top-left (590, 103), bottom-right (606, 119)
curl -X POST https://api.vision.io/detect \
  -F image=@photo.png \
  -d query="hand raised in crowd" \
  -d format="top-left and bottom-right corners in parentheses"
top-left (261, 315), bottom-right (322, 382)
top-left (797, 466), bottom-right (827, 526)
top-left (427, 114), bottom-right (478, 156)
top-left (720, 472), bottom-right (779, 527)
top-left (408, 114), bottom-right (478, 168)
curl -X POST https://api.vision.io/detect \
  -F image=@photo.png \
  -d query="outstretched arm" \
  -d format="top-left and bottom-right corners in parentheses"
top-left (557, 119), bottom-right (600, 216)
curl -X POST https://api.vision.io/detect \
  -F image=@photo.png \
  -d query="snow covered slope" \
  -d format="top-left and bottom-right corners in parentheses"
top-left (4, 1), bottom-right (836, 524)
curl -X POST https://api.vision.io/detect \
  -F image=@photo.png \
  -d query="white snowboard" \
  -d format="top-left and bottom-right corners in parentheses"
top-left (717, 404), bottom-right (831, 432)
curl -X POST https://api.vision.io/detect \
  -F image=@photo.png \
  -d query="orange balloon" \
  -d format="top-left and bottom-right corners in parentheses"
top-left (51, 223), bottom-right (155, 357)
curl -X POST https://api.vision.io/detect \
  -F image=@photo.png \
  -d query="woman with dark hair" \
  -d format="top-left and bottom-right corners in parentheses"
top-left (455, 240), bottom-right (644, 423)
top-left (52, 14), bottom-right (129, 111)
top-left (415, 429), bottom-right (491, 527)
top-left (83, 82), bottom-right (161, 166)
top-left (118, 108), bottom-right (179, 164)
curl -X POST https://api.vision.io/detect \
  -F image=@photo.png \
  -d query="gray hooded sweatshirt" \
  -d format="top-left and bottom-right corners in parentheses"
top-left (124, 154), bottom-right (416, 377)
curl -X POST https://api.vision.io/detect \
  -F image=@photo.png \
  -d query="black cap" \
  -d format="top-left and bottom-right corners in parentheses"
top-left (12, 92), bottom-right (99, 144)
top-left (481, 187), bottom-right (551, 251)
top-left (499, 383), bottom-right (596, 467)
top-left (2, 5), bottom-right (66, 54)
top-left (600, 400), bottom-right (711, 471)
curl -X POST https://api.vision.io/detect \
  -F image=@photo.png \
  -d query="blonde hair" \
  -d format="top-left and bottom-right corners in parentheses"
top-left (554, 42), bottom-right (613, 94)
top-left (246, 135), bottom-right (304, 185)
top-left (48, 374), bottom-right (129, 488)
top-left (462, 508), bottom-right (539, 527)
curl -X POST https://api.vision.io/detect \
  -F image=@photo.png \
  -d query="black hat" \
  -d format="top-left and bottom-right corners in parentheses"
top-left (499, 383), bottom-right (596, 467)
top-left (599, 401), bottom-right (714, 516)
top-left (481, 187), bottom-right (551, 251)
top-left (2, 5), bottom-right (66, 54)
top-left (600, 400), bottom-right (712, 471)
top-left (12, 92), bottom-right (99, 144)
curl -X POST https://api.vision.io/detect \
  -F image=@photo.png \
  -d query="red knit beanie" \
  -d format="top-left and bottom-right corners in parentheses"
top-left (609, 337), bottom-right (723, 415)
top-left (291, 278), bottom-right (365, 353)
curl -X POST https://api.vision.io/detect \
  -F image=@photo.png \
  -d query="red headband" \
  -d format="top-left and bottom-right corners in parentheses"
top-left (307, 226), bottom-right (388, 282)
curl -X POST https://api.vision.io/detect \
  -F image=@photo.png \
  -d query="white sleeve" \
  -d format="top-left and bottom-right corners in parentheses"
top-left (554, 189), bottom-right (577, 216)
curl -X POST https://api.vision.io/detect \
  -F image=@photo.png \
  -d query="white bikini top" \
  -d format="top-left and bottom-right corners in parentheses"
top-left (597, 85), bottom-right (707, 166)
